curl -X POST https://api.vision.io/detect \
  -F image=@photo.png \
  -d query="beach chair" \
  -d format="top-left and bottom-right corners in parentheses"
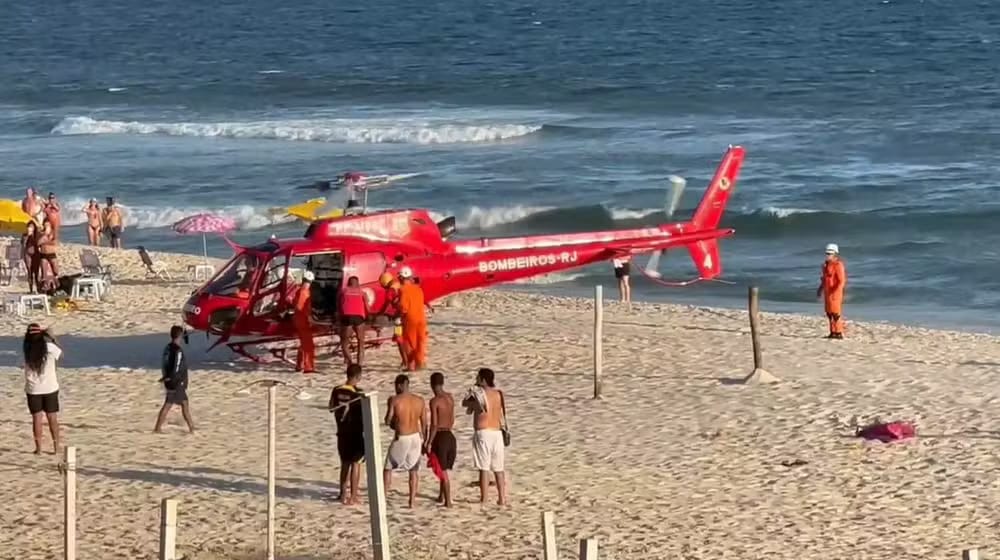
top-left (1, 244), bottom-right (27, 286)
top-left (137, 246), bottom-right (171, 280)
top-left (79, 248), bottom-right (114, 283)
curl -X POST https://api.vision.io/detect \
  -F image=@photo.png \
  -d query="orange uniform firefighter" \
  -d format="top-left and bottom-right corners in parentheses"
top-left (294, 271), bottom-right (316, 373)
top-left (817, 243), bottom-right (846, 339)
top-left (379, 272), bottom-right (408, 369)
top-left (397, 266), bottom-right (428, 371)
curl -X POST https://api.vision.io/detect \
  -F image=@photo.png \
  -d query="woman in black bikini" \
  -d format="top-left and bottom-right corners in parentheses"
top-left (21, 221), bottom-right (39, 293)
top-left (83, 199), bottom-right (103, 246)
top-left (37, 220), bottom-right (59, 292)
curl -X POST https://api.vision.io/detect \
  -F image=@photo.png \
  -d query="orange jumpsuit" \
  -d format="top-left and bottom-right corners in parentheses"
top-left (385, 281), bottom-right (409, 365)
top-left (820, 259), bottom-right (846, 337)
top-left (293, 283), bottom-right (315, 372)
top-left (398, 281), bottom-right (427, 371)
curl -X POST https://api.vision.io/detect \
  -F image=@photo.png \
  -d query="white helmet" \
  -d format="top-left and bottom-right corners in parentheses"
top-left (825, 243), bottom-right (839, 255)
top-left (398, 266), bottom-right (413, 279)
top-left (302, 270), bottom-right (315, 282)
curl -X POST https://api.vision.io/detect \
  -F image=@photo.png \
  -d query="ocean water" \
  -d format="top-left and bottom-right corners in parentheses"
top-left (2, 0), bottom-right (999, 332)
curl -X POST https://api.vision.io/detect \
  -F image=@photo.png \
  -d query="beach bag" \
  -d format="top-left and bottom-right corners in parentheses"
top-left (856, 420), bottom-right (915, 442)
top-left (499, 390), bottom-right (510, 447)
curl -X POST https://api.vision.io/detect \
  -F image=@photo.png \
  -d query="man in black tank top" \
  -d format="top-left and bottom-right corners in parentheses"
top-left (329, 364), bottom-right (365, 505)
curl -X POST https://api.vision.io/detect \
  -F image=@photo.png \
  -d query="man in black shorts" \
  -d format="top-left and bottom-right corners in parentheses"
top-left (338, 276), bottom-right (370, 365)
top-left (612, 256), bottom-right (631, 303)
top-left (154, 326), bottom-right (196, 434)
top-left (102, 197), bottom-right (124, 249)
top-left (330, 363), bottom-right (365, 504)
top-left (425, 371), bottom-right (457, 507)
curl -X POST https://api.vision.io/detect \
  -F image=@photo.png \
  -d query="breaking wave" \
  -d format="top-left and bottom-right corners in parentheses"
top-left (55, 197), bottom-right (292, 231)
top-left (51, 116), bottom-right (542, 144)
top-left (50, 197), bottom-right (996, 242)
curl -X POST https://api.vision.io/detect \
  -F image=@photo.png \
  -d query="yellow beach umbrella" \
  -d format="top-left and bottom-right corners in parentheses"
top-left (0, 199), bottom-right (31, 235)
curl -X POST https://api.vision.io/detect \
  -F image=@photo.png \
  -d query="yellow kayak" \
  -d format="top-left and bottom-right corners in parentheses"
top-left (270, 198), bottom-right (345, 223)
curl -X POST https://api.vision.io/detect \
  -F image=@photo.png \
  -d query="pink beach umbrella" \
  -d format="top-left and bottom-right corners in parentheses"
top-left (172, 213), bottom-right (237, 259)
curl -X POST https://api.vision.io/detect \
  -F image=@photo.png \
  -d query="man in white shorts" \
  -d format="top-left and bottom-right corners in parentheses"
top-left (463, 368), bottom-right (509, 506)
top-left (383, 374), bottom-right (427, 508)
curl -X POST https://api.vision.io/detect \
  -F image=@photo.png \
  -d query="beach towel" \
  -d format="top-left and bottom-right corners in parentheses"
top-left (856, 420), bottom-right (915, 442)
top-left (426, 451), bottom-right (445, 481)
top-left (465, 385), bottom-right (488, 414)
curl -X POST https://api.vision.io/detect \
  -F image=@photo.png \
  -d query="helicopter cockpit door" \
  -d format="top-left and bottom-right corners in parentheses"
top-left (244, 249), bottom-right (290, 332)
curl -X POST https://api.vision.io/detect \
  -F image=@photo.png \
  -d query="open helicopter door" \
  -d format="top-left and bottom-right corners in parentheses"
top-left (300, 250), bottom-right (345, 321)
top-left (221, 249), bottom-right (291, 340)
top-left (246, 250), bottom-right (292, 327)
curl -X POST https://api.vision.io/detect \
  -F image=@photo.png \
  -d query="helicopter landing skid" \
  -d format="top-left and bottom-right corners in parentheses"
top-left (225, 328), bottom-right (394, 369)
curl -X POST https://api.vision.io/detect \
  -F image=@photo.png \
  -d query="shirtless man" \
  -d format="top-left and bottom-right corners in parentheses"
top-left (102, 197), bottom-right (124, 249)
top-left (21, 188), bottom-right (44, 226)
top-left (425, 372), bottom-right (457, 507)
top-left (462, 368), bottom-right (508, 506)
top-left (43, 193), bottom-right (61, 241)
top-left (83, 199), bottom-right (103, 246)
top-left (383, 374), bottom-right (427, 508)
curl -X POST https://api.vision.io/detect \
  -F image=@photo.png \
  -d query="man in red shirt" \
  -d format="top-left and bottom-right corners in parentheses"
top-left (338, 276), bottom-right (370, 365)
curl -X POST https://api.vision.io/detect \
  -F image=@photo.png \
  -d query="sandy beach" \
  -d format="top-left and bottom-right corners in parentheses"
top-left (3, 242), bottom-right (1000, 560)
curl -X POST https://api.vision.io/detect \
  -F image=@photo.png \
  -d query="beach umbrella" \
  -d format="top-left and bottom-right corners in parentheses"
top-left (0, 199), bottom-right (31, 235)
top-left (172, 213), bottom-right (237, 259)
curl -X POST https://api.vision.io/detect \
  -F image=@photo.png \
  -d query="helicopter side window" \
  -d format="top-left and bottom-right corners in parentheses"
top-left (347, 252), bottom-right (387, 286)
top-left (204, 253), bottom-right (260, 297)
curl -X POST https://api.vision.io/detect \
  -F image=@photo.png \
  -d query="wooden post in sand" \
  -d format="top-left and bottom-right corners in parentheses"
top-left (962, 549), bottom-right (979, 560)
top-left (578, 538), bottom-right (599, 560)
top-left (541, 511), bottom-right (558, 560)
top-left (64, 446), bottom-right (77, 560)
top-left (266, 383), bottom-right (277, 560)
top-left (362, 393), bottom-right (391, 560)
top-left (159, 499), bottom-right (178, 560)
top-left (742, 285), bottom-right (779, 384)
top-left (593, 285), bottom-right (604, 399)
top-left (749, 285), bottom-right (762, 369)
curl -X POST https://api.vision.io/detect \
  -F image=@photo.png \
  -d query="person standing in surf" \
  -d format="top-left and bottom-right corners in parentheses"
top-left (612, 255), bottom-right (631, 303)
top-left (83, 199), bottom-right (104, 246)
top-left (43, 193), bottom-right (62, 241)
top-left (21, 187), bottom-right (44, 226)
top-left (102, 197), bottom-right (125, 249)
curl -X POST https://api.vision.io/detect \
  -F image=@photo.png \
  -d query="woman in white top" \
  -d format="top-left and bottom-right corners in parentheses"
top-left (23, 323), bottom-right (63, 454)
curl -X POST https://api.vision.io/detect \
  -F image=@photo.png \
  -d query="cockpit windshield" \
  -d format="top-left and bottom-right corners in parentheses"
top-left (204, 253), bottom-right (261, 297)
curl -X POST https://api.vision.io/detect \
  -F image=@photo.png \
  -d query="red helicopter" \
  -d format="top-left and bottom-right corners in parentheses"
top-left (182, 145), bottom-right (745, 364)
